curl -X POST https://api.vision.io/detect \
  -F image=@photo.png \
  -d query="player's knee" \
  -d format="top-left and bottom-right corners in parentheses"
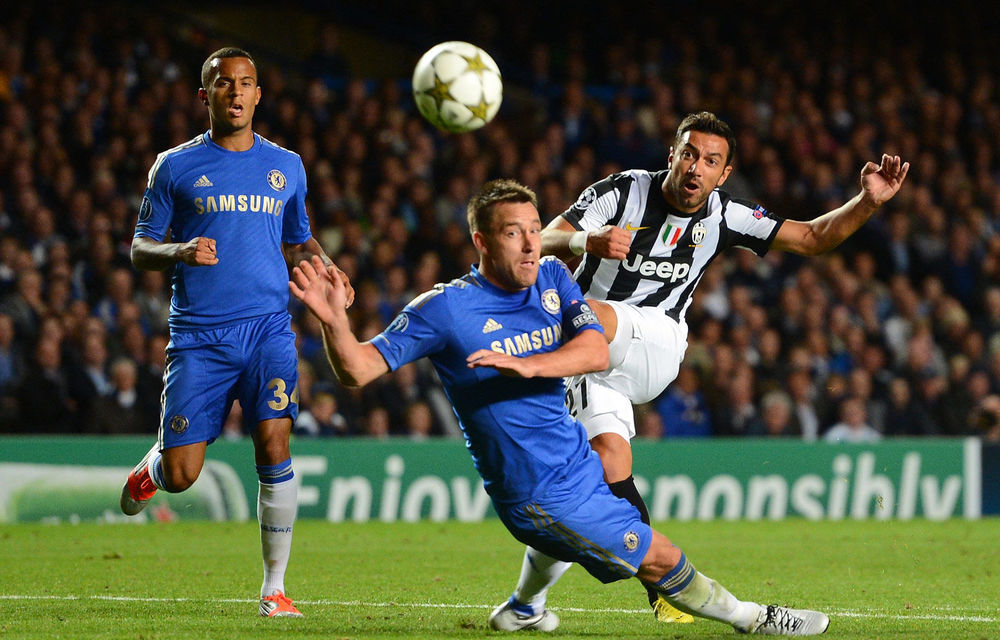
top-left (636, 533), bottom-right (683, 583)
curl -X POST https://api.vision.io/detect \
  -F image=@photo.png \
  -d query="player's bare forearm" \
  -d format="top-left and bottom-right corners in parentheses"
top-left (540, 227), bottom-right (580, 261)
top-left (131, 235), bottom-right (218, 270)
top-left (772, 154), bottom-right (909, 256)
top-left (774, 193), bottom-right (877, 256)
top-left (320, 325), bottom-right (390, 388)
top-left (283, 237), bottom-right (331, 268)
top-left (467, 327), bottom-right (608, 378)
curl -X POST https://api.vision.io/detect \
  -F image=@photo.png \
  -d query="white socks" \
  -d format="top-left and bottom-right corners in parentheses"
top-left (511, 547), bottom-right (572, 614)
top-left (257, 459), bottom-right (297, 598)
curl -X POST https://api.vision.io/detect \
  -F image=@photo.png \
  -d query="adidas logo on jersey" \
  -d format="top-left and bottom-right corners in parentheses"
top-left (482, 318), bottom-right (503, 333)
top-left (193, 175), bottom-right (214, 187)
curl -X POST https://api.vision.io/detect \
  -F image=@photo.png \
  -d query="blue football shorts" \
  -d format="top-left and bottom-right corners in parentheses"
top-left (495, 455), bottom-right (652, 584)
top-left (158, 311), bottom-right (299, 449)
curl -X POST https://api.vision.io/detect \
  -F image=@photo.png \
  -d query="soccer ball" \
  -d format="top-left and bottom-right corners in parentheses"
top-left (412, 41), bottom-right (502, 133)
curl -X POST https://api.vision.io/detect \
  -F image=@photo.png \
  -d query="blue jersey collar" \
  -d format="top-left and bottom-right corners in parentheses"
top-left (202, 130), bottom-right (260, 154)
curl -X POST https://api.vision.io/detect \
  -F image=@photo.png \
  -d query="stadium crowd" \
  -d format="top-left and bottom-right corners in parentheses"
top-left (1, 3), bottom-right (1000, 443)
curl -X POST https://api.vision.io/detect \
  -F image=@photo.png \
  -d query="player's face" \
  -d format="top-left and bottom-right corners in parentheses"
top-left (203, 57), bottom-right (261, 133)
top-left (475, 201), bottom-right (542, 292)
top-left (663, 130), bottom-right (733, 213)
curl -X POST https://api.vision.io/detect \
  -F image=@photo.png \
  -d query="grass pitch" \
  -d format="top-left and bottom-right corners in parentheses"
top-left (1, 518), bottom-right (997, 639)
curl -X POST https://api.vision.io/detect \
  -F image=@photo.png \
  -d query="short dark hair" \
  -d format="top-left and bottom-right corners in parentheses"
top-left (675, 111), bottom-right (736, 166)
top-left (201, 47), bottom-right (256, 88)
top-left (466, 179), bottom-right (538, 234)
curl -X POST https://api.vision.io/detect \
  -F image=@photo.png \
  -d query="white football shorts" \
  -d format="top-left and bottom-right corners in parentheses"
top-left (565, 301), bottom-right (688, 441)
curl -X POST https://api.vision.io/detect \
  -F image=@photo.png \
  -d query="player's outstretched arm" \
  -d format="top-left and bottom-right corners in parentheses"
top-left (131, 235), bottom-right (218, 270)
top-left (289, 256), bottom-right (388, 387)
top-left (771, 154), bottom-right (910, 256)
top-left (541, 216), bottom-right (631, 261)
top-left (467, 326), bottom-right (608, 378)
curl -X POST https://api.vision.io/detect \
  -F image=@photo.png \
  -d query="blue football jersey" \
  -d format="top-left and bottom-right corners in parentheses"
top-left (134, 132), bottom-right (312, 330)
top-left (372, 257), bottom-right (605, 505)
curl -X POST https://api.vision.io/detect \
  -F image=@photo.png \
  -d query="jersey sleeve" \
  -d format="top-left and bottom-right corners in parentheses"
top-left (546, 258), bottom-right (604, 339)
top-left (281, 158), bottom-right (312, 244)
top-left (560, 174), bottom-right (620, 232)
top-left (370, 287), bottom-right (450, 371)
top-left (722, 199), bottom-right (785, 256)
top-left (134, 154), bottom-right (175, 241)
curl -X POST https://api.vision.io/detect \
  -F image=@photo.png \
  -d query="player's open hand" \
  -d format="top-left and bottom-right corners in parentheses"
top-left (466, 349), bottom-right (538, 378)
top-left (860, 154), bottom-right (910, 208)
top-left (289, 255), bottom-right (345, 326)
top-left (588, 225), bottom-right (632, 261)
top-left (327, 264), bottom-right (356, 309)
top-left (179, 237), bottom-right (218, 266)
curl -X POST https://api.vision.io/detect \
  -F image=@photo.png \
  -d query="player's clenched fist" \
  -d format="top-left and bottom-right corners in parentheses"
top-left (179, 236), bottom-right (219, 266)
top-left (588, 225), bottom-right (632, 261)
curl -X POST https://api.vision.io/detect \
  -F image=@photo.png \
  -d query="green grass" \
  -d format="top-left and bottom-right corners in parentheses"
top-left (1, 519), bottom-right (998, 639)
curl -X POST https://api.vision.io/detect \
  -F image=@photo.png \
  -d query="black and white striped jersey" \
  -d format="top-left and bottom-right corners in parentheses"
top-left (561, 169), bottom-right (785, 322)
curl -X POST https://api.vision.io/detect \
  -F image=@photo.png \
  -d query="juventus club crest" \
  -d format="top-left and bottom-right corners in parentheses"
top-left (691, 221), bottom-right (707, 246)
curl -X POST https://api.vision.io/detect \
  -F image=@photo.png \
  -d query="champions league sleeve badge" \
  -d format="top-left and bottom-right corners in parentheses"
top-left (573, 186), bottom-right (596, 211)
top-left (139, 196), bottom-right (152, 221)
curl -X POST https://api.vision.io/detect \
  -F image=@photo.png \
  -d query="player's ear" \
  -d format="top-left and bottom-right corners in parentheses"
top-left (255, 85), bottom-right (261, 105)
top-left (666, 146), bottom-right (675, 170)
top-left (716, 164), bottom-right (734, 188)
top-left (198, 88), bottom-right (209, 106)
top-left (471, 230), bottom-right (488, 255)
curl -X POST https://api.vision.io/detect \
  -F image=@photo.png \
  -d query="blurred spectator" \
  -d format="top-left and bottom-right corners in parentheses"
top-left (404, 401), bottom-right (435, 441)
top-left (655, 365), bottom-right (711, 437)
top-left (84, 357), bottom-right (146, 434)
top-left (294, 390), bottom-right (351, 437)
top-left (0, 313), bottom-right (23, 396)
top-left (16, 337), bottom-right (77, 432)
top-left (713, 365), bottom-right (757, 437)
top-left (136, 333), bottom-right (168, 427)
top-left (847, 367), bottom-right (888, 433)
top-left (824, 396), bottom-right (882, 443)
top-left (634, 404), bottom-right (665, 440)
top-left (0, 313), bottom-right (23, 428)
top-left (748, 391), bottom-right (799, 438)
top-left (786, 367), bottom-right (820, 442)
top-left (969, 394), bottom-right (1000, 443)
top-left (304, 23), bottom-right (352, 86)
top-left (363, 406), bottom-right (391, 439)
top-left (883, 377), bottom-right (938, 437)
top-left (0, 268), bottom-right (46, 343)
top-left (93, 266), bottom-right (134, 332)
top-left (67, 331), bottom-right (113, 418)
top-left (133, 270), bottom-right (170, 335)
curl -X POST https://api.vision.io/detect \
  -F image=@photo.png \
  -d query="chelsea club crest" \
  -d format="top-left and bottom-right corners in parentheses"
top-left (267, 169), bottom-right (287, 192)
top-left (541, 289), bottom-right (561, 314)
top-left (624, 530), bottom-right (640, 551)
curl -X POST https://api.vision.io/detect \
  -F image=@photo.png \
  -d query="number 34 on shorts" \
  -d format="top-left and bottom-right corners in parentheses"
top-left (267, 377), bottom-right (299, 410)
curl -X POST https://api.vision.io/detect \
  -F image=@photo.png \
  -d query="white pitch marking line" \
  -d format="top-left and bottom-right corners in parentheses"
top-left (1, 594), bottom-right (996, 623)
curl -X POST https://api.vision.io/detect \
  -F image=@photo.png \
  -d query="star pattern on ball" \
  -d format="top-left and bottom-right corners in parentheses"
top-left (461, 51), bottom-right (490, 76)
top-left (425, 74), bottom-right (455, 110)
top-left (467, 97), bottom-right (490, 121)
